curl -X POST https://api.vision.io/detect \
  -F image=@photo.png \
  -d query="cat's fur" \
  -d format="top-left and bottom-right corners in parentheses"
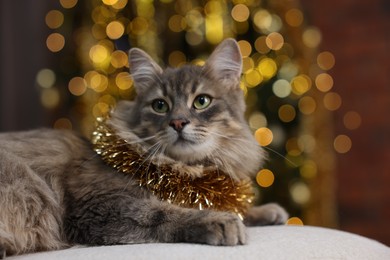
top-left (0, 39), bottom-right (288, 257)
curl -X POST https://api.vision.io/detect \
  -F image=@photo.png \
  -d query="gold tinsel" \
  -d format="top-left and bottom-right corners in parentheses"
top-left (91, 117), bottom-right (254, 219)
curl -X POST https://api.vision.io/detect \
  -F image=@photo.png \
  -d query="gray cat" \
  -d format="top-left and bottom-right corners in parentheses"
top-left (0, 39), bottom-right (288, 258)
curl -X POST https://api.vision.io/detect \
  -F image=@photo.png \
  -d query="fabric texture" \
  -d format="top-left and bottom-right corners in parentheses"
top-left (9, 226), bottom-right (390, 260)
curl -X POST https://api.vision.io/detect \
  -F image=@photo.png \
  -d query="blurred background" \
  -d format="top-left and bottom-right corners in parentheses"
top-left (0, 0), bottom-right (389, 245)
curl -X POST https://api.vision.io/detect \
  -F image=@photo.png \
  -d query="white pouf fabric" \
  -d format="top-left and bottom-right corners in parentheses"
top-left (9, 226), bottom-right (390, 260)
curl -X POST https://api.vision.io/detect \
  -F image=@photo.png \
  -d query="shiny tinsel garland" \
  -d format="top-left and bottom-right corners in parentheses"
top-left (91, 117), bottom-right (255, 218)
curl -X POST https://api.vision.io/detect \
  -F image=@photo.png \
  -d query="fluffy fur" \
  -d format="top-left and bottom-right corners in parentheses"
top-left (0, 39), bottom-right (287, 258)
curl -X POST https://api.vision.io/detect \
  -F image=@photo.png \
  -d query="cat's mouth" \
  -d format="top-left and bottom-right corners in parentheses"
top-left (166, 136), bottom-right (214, 165)
top-left (173, 135), bottom-right (197, 146)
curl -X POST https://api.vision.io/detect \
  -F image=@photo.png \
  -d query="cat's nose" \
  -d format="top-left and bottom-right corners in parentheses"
top-left (169, 118), bottom-right (190, 132)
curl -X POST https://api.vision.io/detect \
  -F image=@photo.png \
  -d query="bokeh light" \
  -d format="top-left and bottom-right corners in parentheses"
top-left (323, 92), bottom-right (342, 111)
top-left (285, 8), bottom-right (303, 27)
top-left (45, 10), bottom-right (64, 29)
top-left (334, 134), bottom-right (352, 153)
top-left (59, 0), bottom-right (78, 9)
top-left (68, 77), bottom-right (87, 96)
top-left (46, 33), bottom-right (65, 52)
top-left (287, 217), bottom-right (304, 225)
top-left (53, 117), bottom-right (73, 129)
top-left (255, 127), bottom-right (273, 146)
top-left (317, 51), bottom-right (335, 70)
top-left (36, 69), bottom-right (56, 88)
top-left (278, 104), bottom-right (296, 123)
top-left (315, 73), bottom-right (334, 92)
top-left (256, 169), bottom-right (275, 188)
top-left (231, 4), bottom-right (250, 22)
top-left (106, 21), bottom-right (125, 39)
top-left (343, 111), bottom-right (362, 130)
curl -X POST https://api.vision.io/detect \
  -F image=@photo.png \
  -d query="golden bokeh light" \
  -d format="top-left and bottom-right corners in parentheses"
top-left (323, 92), bottom-right (342, 111)
top-left (237, 40), bottom-right (252, 57)
top-left (130, 17), bottom-right (149, 36)
top-left (315, 73), bottom-right (334, 92)
top-left (298, 96), bottom-right (316, 115)
top-left (169, 51), bottom-right (187, 67)
top-left (242, 57), bottom-right (254, 73)
top-left (102, 0), bottom-right (119, 5)
top-left (249, 112), bottom-right (267, 130)
top-left (256, 169), bottom-right (275, 188)
top-left (302, 27), bottom-right (322, 48)
top-left (298, 134), bottom-right (316, 153)
top-left (45, 10), bottom-right (64, 29)
top-left (46, 33), bottom-right (65, 52)
top-left (286, 217), bottom-right (304, 225)
top-left (106, 21), bottom-right (125, 40)
top-left (255, 127), bottom-right (273, 146)
top-left (115, 72), bottom-right (133, 90)
top-left (168, 14), bottom-right (186, 32)
top-left (286, 137), bottom-right (301, 156)
top-left (36, 69), bottom-right (56, 88)
top-left (231, 4), bottom-right (250, 22)
top-left (245, 69), bottom-right (263, 87)
top-left (291, 75), bottom-right (311, 95)
top-left (258, 58), bottom-right (277, 79)
top-left (290, 181), bottom-right (311, 205)
top-left (111, 50), bottom-right (128, 68)
top-left (89, 44), bottom-right (110, 64)
top-left (334, 134), bottom-right (352, 153)
top-left (92, 23), bottom-right (107, 40)
top-left (265, 32), bottom-right (284, 50)
top-left (278, 104), bottom-right (296, 123)
top-left (68, 77), bottom-right (87, 96)
top-left (300, 160), bottom-right (318, 179)
top-left (254, 36), bottom-right (270, 54)
top-left (85, 71), bottom-right (108, 92)
top-left (285, 8), bottom-right (303, 27)
top-left (253, 9), bottom-right (271, 29)
top-left (59, 0), bottom-right (78, 9)
top-left (317, 51), bottom-right (335, 70)
top-left (205, 14), bottom-right (223, 44)
top-left (343, 111), bottom-right (362, 130)
top-left (53, 117), bottom-right (73, 130)
top-left (41, 88), bottom-right (60, 109)
top-left (111, 0), bottom-right (128, 10)
top-left (93, 102), bottom-right (110, 118)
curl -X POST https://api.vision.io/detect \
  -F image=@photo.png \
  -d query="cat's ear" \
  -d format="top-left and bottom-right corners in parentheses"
top-left (128, 48), bottom-right (163, 92)
top-left (204, 38), bottom-right (242, 85)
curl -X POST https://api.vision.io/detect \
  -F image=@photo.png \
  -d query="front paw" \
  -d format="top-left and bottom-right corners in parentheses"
top-left (179, 211), bottom-right (246, 246)
top-left (244, 203), bottom-right (289, 226)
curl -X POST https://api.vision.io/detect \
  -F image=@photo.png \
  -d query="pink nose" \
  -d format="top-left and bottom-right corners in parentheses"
top-left (169, 119), bottom-right (189, 132)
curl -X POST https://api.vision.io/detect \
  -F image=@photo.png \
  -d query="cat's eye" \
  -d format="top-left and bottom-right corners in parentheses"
top-left (152, 99), bottom-right (169, 113)
top-left (193, 95), bottom-right (212, 110)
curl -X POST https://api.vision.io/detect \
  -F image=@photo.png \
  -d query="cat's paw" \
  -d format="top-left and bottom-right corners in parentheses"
top-left (244, 203), bottom-right (289, 226)
top-left (180, 211), bottom-right (246, 246)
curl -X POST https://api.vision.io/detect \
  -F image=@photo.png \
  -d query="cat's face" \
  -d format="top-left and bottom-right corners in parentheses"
top-left (112, 39), bottom-right (264, 178)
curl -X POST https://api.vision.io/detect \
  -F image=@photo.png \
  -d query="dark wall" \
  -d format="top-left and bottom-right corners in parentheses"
top-left (0, 1), bottom-right (52, 131)
top-left (301, 0), bottom-right (390, 245)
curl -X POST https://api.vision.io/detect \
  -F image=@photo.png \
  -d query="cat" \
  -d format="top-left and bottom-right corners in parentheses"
top-left (0, 38), bottom-right (288, 258)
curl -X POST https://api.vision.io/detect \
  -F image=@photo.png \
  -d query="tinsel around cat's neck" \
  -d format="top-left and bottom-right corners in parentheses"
top-left (91, 117), bottom-right (254, 219)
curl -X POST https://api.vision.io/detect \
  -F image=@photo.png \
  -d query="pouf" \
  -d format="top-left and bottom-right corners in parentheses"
top-left (9, 225), bottom-right (390, 260)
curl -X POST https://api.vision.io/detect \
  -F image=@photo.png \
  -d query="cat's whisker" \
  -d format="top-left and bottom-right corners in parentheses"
top-left (208, 131), bottom-right (256, 144)
top-left (261, 146), bottom-right (297, 167)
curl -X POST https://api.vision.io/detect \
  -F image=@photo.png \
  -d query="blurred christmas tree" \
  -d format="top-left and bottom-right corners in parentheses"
top-left (41, 0), bottom-right (344, 227)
